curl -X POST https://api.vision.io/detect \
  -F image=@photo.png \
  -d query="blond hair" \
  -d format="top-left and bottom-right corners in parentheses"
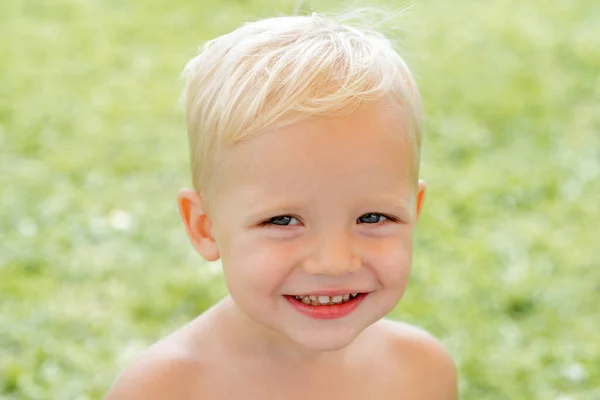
top-left (182, 11), bottom-right (422, 199)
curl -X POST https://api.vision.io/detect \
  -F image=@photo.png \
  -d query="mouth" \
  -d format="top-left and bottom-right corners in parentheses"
top-left (289, 293), bottom-right (360, 306)
top-left (284, 293), bottom-right (368, 319)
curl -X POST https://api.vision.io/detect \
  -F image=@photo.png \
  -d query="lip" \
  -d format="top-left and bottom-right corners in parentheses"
top-left (290, 289), bottom-right (363, 297)
top-left (285, 293), bottom-right (368, 320)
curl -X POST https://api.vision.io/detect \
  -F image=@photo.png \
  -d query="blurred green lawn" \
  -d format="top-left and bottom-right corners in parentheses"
top-left (1, 0), bottom-right (599, 398)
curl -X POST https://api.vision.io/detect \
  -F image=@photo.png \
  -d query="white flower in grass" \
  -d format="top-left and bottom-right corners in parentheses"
top-left (562, 362), bottom-right (586, 383)
top-left (18, 218), bottom-right (38, 237)
top-left (108, 209), bottom-right (133, 231)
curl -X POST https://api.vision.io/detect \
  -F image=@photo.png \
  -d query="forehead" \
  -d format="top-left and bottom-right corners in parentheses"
top-left (214, 101), bottom-right (415, 203)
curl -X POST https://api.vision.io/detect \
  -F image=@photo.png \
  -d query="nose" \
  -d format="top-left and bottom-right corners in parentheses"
top-left (302, 231), bottom-right (361, 277)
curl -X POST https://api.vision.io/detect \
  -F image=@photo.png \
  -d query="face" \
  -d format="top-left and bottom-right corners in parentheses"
top-left (180, 100), bottom-right (425, 353)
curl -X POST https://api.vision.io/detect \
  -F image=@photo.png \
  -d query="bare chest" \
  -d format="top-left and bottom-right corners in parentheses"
top-left (200, 363), bottom-right (408, 400)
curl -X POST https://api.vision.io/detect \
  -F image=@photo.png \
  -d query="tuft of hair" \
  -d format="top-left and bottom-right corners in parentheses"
top-left (182, 10), bottom-right (423, 196)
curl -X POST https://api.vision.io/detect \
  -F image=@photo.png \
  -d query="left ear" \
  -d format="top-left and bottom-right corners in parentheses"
top-left (415, 179), bottom-right (426, 221)
top-left (177, 188), bottom-right (220, 261)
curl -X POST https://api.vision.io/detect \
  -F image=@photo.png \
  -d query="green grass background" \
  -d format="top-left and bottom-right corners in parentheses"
top-left (1, 0), bottom-right (599, 398)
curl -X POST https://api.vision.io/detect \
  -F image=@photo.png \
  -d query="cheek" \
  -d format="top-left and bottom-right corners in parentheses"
top-left (364, 234), bottom-right (414, 287)
top-left (220, 234), bottom-right (297, 295)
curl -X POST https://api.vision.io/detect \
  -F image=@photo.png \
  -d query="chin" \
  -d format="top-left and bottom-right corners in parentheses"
top-left (286, 325), bottom-right (363, 352)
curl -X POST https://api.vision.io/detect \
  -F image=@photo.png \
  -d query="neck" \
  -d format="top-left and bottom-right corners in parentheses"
top-left (214, 295), bottom-right (348, 366)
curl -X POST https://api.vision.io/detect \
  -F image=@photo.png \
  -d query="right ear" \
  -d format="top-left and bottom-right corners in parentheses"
top-left (177, 188), bottom-right (220, 261)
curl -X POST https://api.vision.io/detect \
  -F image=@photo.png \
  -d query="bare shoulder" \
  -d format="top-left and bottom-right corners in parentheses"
top-left (104, 319), bottom-right (211, 400)
top-left (104, 341), bottom-right (204, 400)
top-left (373, 319), bottom-right (458, 400)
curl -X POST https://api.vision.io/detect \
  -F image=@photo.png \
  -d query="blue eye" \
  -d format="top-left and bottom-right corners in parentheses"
top-left (268, 215), bottom-right (300, 226)
top-left (357, 213), bottom-right (388, 224)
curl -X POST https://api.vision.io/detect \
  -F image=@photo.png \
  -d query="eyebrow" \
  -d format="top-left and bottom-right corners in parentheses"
top-left (243, 204), bottom-right (307, 225)
top-left (366, 194), bottom-right (414, 219)
top-left (237, 186), bottom-right (310, 221)
top-left (367, 193), bottom-right (412, 207)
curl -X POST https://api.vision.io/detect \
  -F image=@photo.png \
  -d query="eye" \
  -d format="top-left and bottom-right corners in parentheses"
top-left (357, 213), bottom-right (388, 224)
top-left (267, 215), bottom-right (300, 226)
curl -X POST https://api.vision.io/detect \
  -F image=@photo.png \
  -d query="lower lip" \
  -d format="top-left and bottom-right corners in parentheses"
top-left (285, 294), bottom-right (367, 320)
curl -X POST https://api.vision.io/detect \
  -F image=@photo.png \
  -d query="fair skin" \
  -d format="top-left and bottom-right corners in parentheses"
top-left (106, 100), bottom-right (457, 399)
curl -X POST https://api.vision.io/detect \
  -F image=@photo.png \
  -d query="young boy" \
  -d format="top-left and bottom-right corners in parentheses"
top-left (106, 12), bottom-right (457, 399)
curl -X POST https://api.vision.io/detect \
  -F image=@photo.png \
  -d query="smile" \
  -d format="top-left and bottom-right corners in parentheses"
top-left (284, 293), bottom-right (368, 319)
top-left (291, 293), bottom-right (359, 306)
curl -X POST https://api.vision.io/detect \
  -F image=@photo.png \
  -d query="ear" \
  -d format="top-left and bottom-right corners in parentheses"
top-left (415, 179), bottom-right (427, 221)
top-left (177, 188), bottom-right (220, 261)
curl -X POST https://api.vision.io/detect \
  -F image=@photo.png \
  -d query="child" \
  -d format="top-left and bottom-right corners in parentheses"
top-left (106, 11), bottom-right (457, 399)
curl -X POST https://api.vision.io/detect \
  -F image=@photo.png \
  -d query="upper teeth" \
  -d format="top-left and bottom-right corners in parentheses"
top-left (293, 293), bottom-right (360, 305)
